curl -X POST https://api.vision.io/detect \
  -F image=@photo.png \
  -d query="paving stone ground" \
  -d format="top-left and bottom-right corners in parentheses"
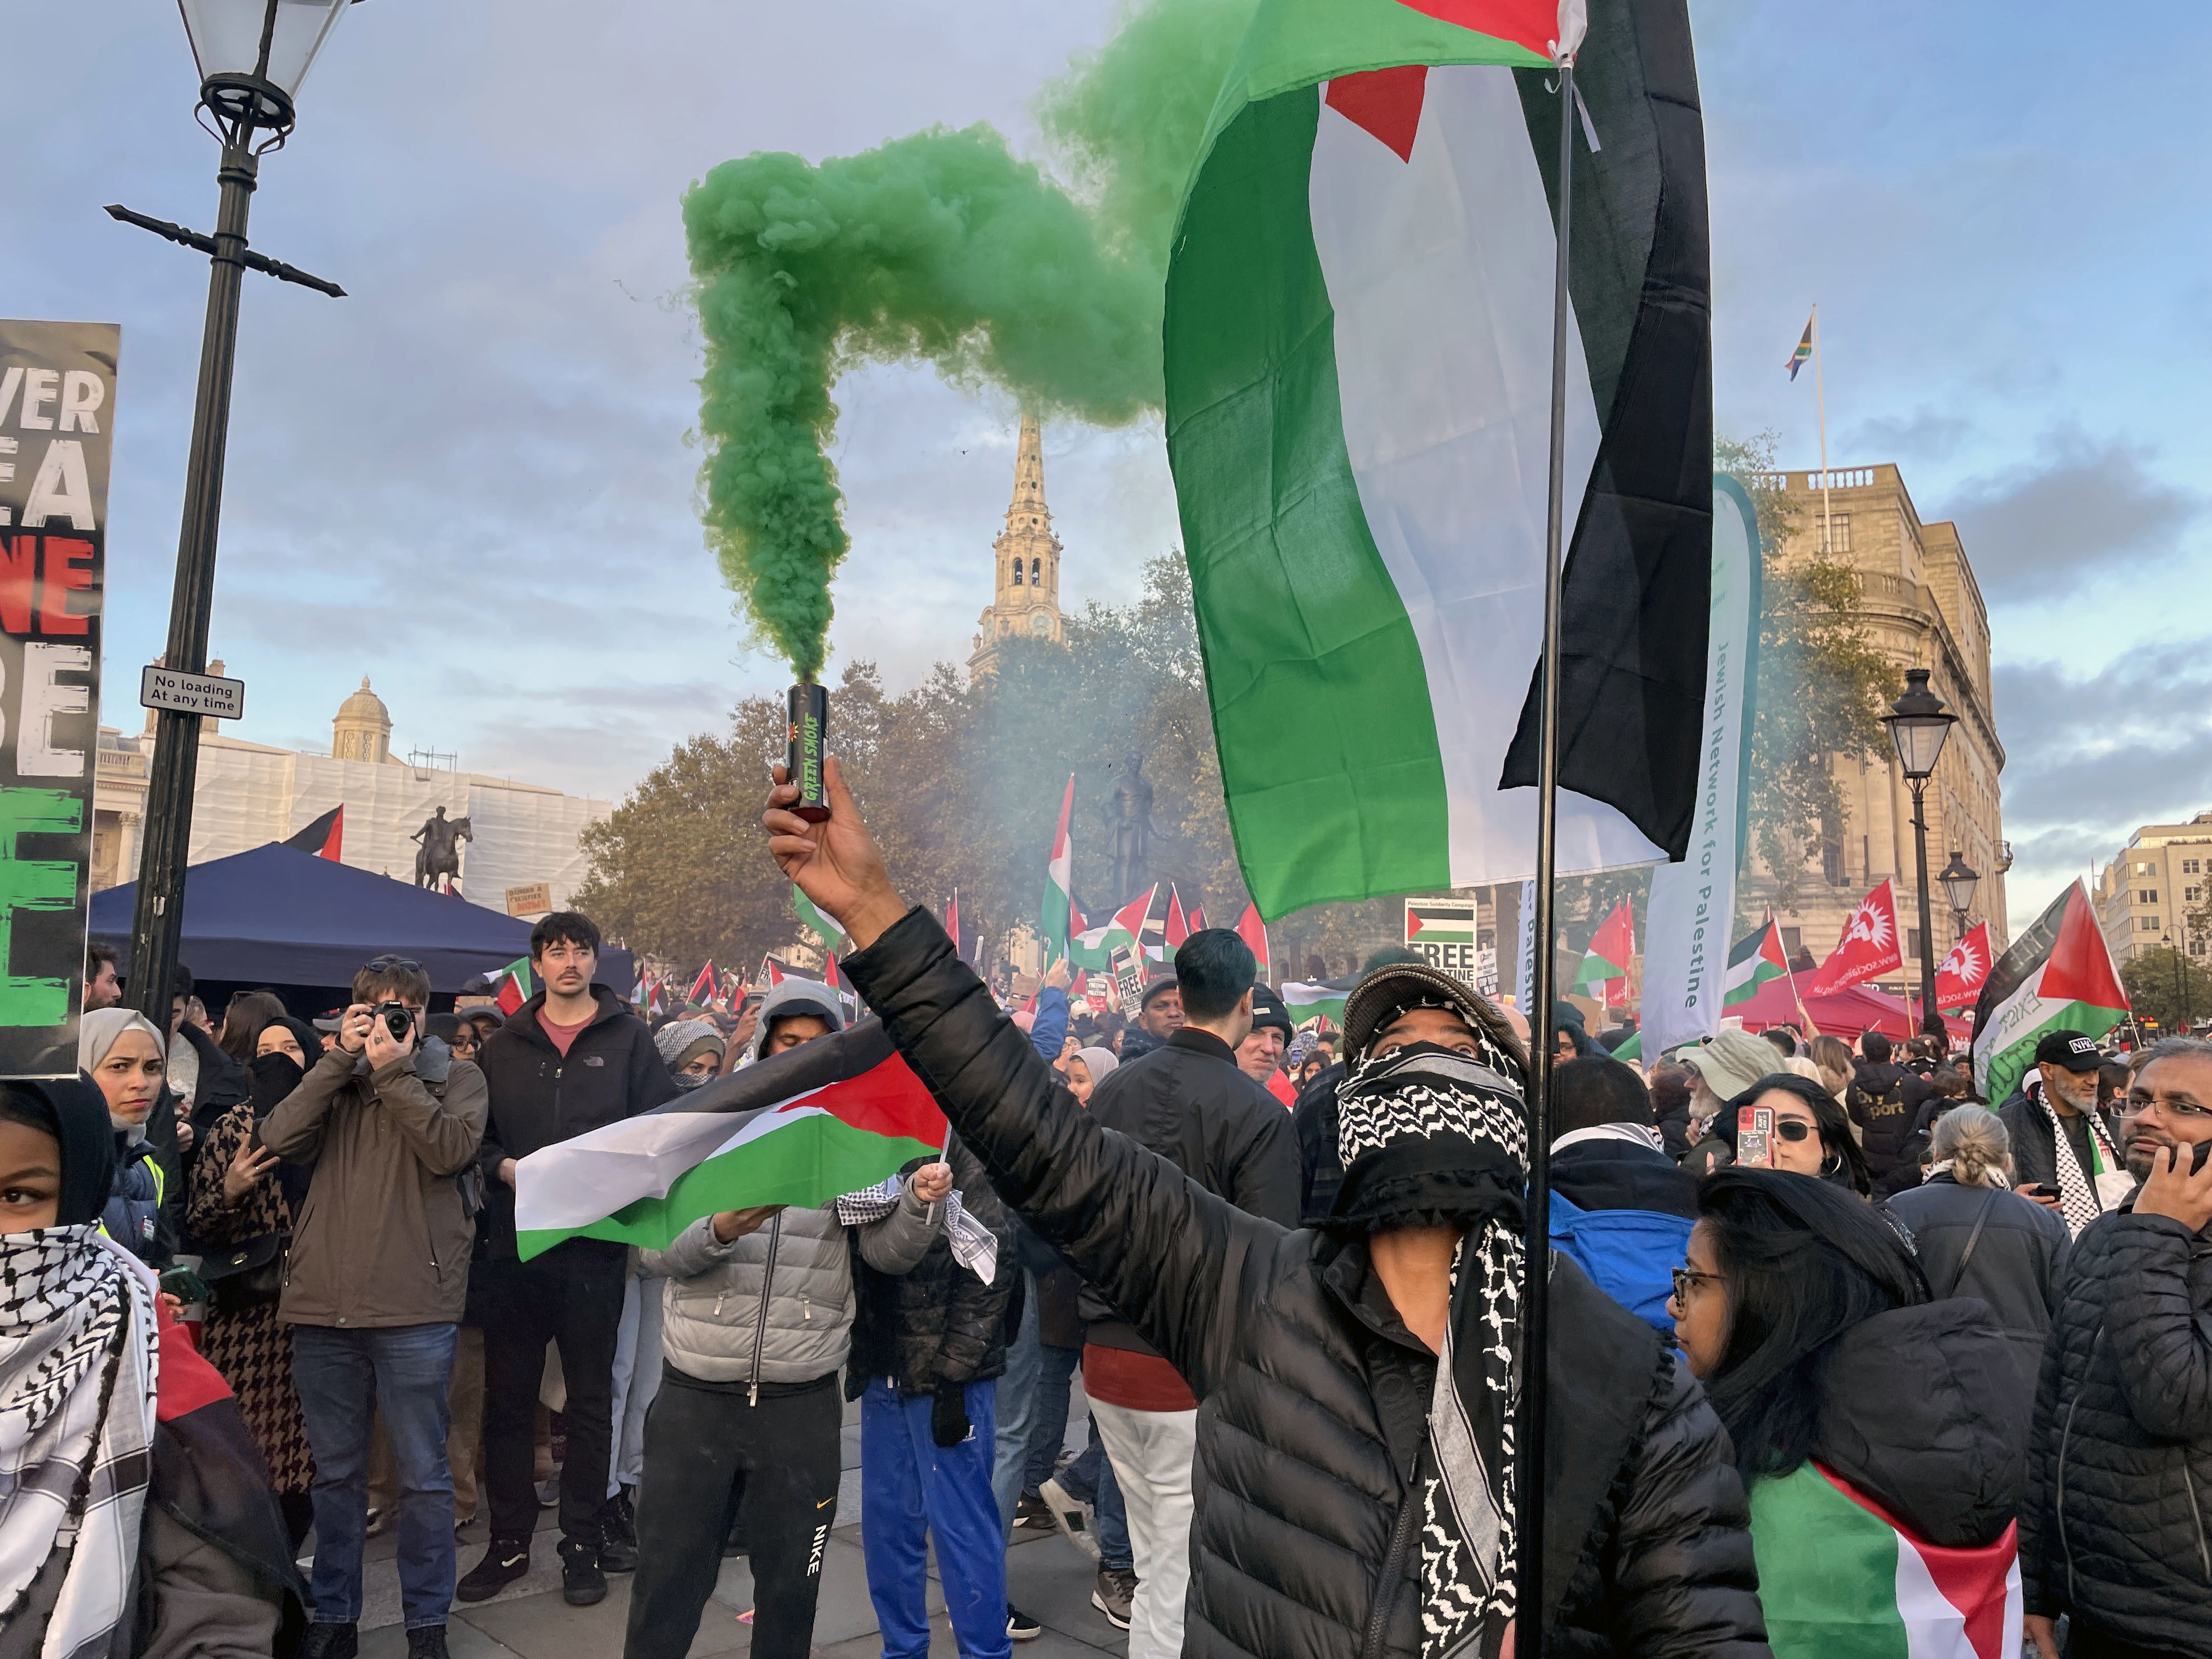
top-left (348, 1392), bottom-right (1125, 1659)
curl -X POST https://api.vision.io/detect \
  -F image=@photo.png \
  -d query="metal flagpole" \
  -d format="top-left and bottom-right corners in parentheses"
top-left (1520, 57), bottom-right (1579, 1659)
top-left (1813, 301), bottom-right (1833, 556)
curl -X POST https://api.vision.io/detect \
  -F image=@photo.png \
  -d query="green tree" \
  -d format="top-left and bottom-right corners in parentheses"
top-left (1718, 432), bottom-right (1892, 918)
top-left (2119, 945), bottom-right (2212, 1036)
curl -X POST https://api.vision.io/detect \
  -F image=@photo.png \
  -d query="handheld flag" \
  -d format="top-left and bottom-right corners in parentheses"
top-left (285, 805), bottom-right (344, 861)
top-left (1164, 886), bottom-right (1190, 951)
top-left (794, 884), bottom-right (845, 950)
top-left (1041, 776), bottom-right (1076, 963)
top-left (1937, 923), bottom-right (1991, 1012)
top-left (494, 956), bottom-right (532, 1016)
top-left (1069, 885), bottom-right (1157, 970)
top-left (686, 962), bottom-right (718, 1007)
top-left (1972, 882), bottom-right (2128, 1106)
top-left (1282, 975), bottom-right (1358, 1032)
top-left (1164, 0), bottom-right (1713, 917)
top-left (514, 1020), bottom-right (947, 1260)
top-left (1808, 880), bottom-right (1903, 997)
top-left (1572, 900), bottom-right (1635, 998)
top-left (1786, 314), bottom-right (1814, 381)
top-left (1234, 903), bottom-right (1271, 977)
top-left (1724, 918), bottom-right (1791, 1007)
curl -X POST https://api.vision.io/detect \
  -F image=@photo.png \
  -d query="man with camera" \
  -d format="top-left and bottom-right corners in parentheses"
top-left (463, 912), bottom-right (677, 1608)
top-left (262, 954), bottom-right (489, 1659)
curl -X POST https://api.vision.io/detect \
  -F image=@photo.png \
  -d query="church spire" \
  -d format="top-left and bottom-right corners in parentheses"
top-left (970, 410), bottom-right (1066, 677)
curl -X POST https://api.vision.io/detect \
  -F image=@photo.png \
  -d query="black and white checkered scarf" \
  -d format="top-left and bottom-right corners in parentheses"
top-left (0, 1227), bottom-right (161, 1657)
top-left (1336, 1043), bottom-right (1528, 1659)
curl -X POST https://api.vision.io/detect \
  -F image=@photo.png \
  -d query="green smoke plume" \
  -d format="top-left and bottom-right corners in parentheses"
top-left (682, 0), bottom-right (1256, 682)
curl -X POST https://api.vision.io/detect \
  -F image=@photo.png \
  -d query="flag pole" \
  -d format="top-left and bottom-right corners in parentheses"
top-left (1814, 301), bottom-right (1833, 557)
top-left (1521, 57), bottom-right (1578, 1659)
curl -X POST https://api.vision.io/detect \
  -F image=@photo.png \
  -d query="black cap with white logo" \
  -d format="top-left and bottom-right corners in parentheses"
top-left (2033, 1029), bottom-right (2104, 1073)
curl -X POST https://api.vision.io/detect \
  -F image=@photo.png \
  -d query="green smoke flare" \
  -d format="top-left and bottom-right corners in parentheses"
top-left (682, 0), bottom-right (1256, 682)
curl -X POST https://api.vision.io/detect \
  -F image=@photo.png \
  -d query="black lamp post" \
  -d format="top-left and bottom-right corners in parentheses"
top-left (116, 0), bottom-right (356, 1025)
top-left (1938, 850), bottom-right (1979, 943)
top-left (1882, 668), bottom-right (1958, 1036)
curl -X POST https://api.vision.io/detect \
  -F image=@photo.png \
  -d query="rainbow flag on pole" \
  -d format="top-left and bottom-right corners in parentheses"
top-left (514, 1021), bottom-right (945, 1260)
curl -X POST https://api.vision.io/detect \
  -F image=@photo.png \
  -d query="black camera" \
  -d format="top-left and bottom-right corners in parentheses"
top-left (375, 1003), bottom-right (416, 1044)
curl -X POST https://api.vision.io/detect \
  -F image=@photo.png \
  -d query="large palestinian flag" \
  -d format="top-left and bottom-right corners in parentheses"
top-left (1972, 881), bottom-right (2129, 1107)
top-left (514, 1020), bottom-right (944, 1260)
top-left (1750, 1462), bottom-right (2022, 1659)
top-left (1166, 0), bottom-right (1712, 918)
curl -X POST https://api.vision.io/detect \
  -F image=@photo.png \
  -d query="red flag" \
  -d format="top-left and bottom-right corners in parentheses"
top-left (945, 890), bottom-right (964, 963)
top-left (1808, 879), bottom-right (1904, 997)
top-left (1187, 905), bottom-right (1206, 933)
top-left (1936, 922), bottom-right (1992, 1011)
top-left (285, 805), bottom-right (345, 861)
top-left (1165, 886), bottom-right (1190, 950)
top-left (1234, 903), bottom-right (1271, 975)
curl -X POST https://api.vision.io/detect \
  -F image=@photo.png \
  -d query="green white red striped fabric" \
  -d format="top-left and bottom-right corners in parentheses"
top-left (1748, 1462), bottom-right (2022, 1659)
top-left (1572, 899), bottom-right (1634, 994)
top-left (1165, 0), bottom-right (1712, 918)
top-left (1040, 776), bottom-right (1076, 962)
top-left (1724, 918), bottom-right (1790, 1007)
top-left (1972, 881), bottom-right (2130, 1106)
top-left (513, 1022), bottom-right (944, 1260)
top-left (1069, 885), bottom-right (1156, 970)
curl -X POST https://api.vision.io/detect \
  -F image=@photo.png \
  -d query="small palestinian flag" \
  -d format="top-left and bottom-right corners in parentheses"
top-left (1040, 776), bottom-right (1076, 963)
top-left (515, 1020), bottom-right (946, 1260)
top-left (1572, 900), bottom-right (1634, 996)
top-left (1070, 886), bottom-right (1156, 970)
top-left (1786, 314), bottom-right (1815, 381)
top-left (1235, 902), bottom-right (1271, 975)
top-left (687, 961), bottom-right (718, 1006)
top-left (1283, 975), bottom-right (1359, 1032)
top-left (494, 956), bottom-right (531, 1016)
top-left (1165, 886), bottom-right (1191, 951)
top-left (285, 805), bottom-right (344, 861)
top-left (1724, 918), bottom-right (1790, 1008)
top-left (1749, 1462), bottom-right (2021, 1659)
top-left (794, 884), bottom-right (845, 950)
top-left (1405, 901), bottom-right (1477, 945)
top-left (1166, 0), bottom-right (1713, 917)
top-left (1973, 882), bottom-right (2129, 1107)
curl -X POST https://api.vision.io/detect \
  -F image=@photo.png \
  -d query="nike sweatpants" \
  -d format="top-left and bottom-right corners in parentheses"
top-left (622, 1368), bottom-right (841, 1659)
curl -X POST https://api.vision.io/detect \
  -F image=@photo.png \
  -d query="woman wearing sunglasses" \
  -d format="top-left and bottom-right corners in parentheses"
top-left (1667, 1168), bottom-right (2032, 1659)
top-left (1720, 1071), bottom-right (1873, 1195)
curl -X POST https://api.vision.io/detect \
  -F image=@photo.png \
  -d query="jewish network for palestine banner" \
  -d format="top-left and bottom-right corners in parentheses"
top-left (1973, 882), bottom-right (2129, 1107)
top-left (1749, 1462), bottom-right (2021, 1659)
top-left (1165, 0), bottom-right (1712, 917)
top-left (514, 1020), bottom-right (945, 1260)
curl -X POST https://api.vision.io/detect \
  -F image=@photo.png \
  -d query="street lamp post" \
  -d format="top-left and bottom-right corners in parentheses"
top-left (116, 1), bottom-right (356, 1025)
top-left (1882, 668), bottom-right (1959, 1037)
top-left (1938, 850), bottom-right (1979, 944)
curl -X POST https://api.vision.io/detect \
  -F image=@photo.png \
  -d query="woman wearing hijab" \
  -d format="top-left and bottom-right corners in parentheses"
top-left (1063, 1046), bottom-right (1116, 1106)
top-left (0, 1075), bottom-right (305, 1657)
top-left (80, 1008), bottom-right (172, 1267)
top-left (651, 1019), bottom-right (725, 1090)
top-left (183, 1014), bottom-right (324, 1545)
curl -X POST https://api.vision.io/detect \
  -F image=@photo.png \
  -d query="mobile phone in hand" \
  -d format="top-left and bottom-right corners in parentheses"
top-left (1737, 1105), bottom-right (1774, 1169)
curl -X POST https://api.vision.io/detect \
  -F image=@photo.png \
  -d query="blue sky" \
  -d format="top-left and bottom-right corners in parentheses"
top-left (8, 1), bottom-right (2208, 932)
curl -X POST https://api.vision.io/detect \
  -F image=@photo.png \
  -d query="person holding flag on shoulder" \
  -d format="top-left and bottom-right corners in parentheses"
top-left (760, 758), bottom-right (1767, 1659)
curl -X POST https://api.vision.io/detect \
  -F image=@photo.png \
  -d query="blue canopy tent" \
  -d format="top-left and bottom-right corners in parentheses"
top-left (91, 843), bottom-right (634, 1009)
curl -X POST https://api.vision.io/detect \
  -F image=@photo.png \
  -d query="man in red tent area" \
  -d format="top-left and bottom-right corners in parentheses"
top-left (759, 759), bottom-right (1768, 1659)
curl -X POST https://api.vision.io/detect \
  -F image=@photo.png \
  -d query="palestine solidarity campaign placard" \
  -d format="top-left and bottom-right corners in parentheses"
top-left (0, 321), bottom-right (115, 1077)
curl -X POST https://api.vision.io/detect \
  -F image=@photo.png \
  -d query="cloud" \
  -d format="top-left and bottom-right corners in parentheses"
top-left (1842, 409), bottom-right (1974, 466)
top-left (1943, 431), bottom-right (2202, 596)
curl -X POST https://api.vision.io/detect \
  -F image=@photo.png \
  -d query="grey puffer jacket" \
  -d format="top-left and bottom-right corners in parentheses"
top-left (641, 1186), bottom-right (940, 1390)
top-left (2019, 1202), bottom-right (2212, 1656)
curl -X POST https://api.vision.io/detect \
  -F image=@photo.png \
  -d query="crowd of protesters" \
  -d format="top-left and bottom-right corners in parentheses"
top-left (34, 814), bottom-right (2211, 1659)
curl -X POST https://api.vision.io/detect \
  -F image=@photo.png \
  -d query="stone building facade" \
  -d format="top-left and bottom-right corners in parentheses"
top-left (1741, 463), bottom-right (2012, 979)
top-left (969, 411), bottom-right (1065, 676)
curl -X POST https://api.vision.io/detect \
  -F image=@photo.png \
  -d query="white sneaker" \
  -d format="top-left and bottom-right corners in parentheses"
top-left (1038, 1477), bottom-right (1101, 1562)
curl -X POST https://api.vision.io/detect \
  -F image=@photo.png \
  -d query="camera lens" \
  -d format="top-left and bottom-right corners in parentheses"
top-left (381, 1004), bottom-right (413, 1041)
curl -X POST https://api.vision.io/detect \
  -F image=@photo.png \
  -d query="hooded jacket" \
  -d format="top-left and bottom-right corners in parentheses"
top-left (260, 1036), bottom-right (488, 1328)
top-left (2019, 1203), bottom-right (2212, 1655)
top-left (738, 978), bottom-right (849, 1064)
top-left (475, 985), bottom-right (678, 1258)
top-left (1844, 1061), bottom-right (1932, 1182)
top-left (843, 909), bottom-right (1770, 1659)
top-left (640, 1189), bottom-right (941, 1391)
top-left (1547, 1133), bottom-right (1699, 1331)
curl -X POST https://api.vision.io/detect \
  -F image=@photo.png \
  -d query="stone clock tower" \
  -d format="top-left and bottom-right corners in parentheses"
top-left (969, 411), bottom-right (1065, 677)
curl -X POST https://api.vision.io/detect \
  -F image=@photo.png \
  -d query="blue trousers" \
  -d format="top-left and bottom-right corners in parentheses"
top-left (861, 1378), bottom-right (1009, 1659)
top-left (291, 1322), bottom-right (458, 1630)
top-left (1062, 1426), bottom-right (1133, 1572)
top-left (991, 1271), bottom-right (1041, 1536)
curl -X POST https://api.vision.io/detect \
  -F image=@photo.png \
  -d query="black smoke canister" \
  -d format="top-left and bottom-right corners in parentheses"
top-left (786, 682), bottom-right (831, 821)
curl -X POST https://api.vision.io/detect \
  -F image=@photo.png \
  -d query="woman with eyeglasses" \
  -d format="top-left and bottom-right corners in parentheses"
top-left (1667, 1167), bottom-right (2032, 1659)
top-left (1718, 1071), bottom-right (1873, 1195)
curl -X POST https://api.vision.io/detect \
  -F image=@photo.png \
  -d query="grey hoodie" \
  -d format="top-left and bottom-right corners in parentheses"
top-left (739, 979), bottom-right (848, 1068)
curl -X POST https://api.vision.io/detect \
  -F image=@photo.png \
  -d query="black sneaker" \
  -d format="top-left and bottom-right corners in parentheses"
top-left (300, 1624), bottom-right (358, 1659)
top-left (1092, 1565), bottom-right (1136, 1631)
top-left (456, 1538), bottom-right (531, 1603)
top-left (560, 1537), bottom-right (607, 1607)
top-left (405, 1628), bottom-right (450, 1659)
top-left (1007, 1605), bottom-right (1043, 1641)
top-left (600, 1495), bottom-right (639, 1574)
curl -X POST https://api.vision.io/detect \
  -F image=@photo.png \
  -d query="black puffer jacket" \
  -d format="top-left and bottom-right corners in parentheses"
top-left (1845, 1062), bottom-right (1930, 1183)
top-left (1292, 1061), bottom-right (1348, 1222)
top-left (2019, 1204), bottom-right (2212, 1656)
top-left (847, 910), bottom-right (1770, 1659)
top-left (844, 1134), bottom-right (1014, 1398)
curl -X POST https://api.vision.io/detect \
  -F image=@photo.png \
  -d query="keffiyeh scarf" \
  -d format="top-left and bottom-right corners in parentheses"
top-left (0, 1228), bottom-right (161, 1658)
top-left (1334, 1041), bottom-right (1529, 1659)
top-left (2032, 1081), bottom-right (2125, 1239)
top-left (836, 1174), bottom-right (997, 1285)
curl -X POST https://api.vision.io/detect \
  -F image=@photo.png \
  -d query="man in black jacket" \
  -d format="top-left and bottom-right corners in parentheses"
top-left (1081, 928), bottom-right (1297, 1659)
top-left (1845, 1031), bottom-right (1931, 1186)
top-left (460, 912), bottom-right (677, 1609)
top-left (2021, 1036), bottom-right (2212, 1659)
top-left (1998, 1028), bottom-right (2129, 1240)
top-left (763, 762), bottom-right (1769, 1659)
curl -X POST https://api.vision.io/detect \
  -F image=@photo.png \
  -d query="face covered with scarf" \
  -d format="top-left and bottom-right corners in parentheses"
top-left (0, 1078), bottom-right (161, 1658)
top-left (1329, 963), bottom-right (1533, 1659)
